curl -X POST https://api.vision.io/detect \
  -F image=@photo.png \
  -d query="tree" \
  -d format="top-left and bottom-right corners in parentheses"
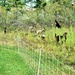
top-left (34, 0), bottom-right (47, 9)
top-left (0, 0), bottom-right (12, 27)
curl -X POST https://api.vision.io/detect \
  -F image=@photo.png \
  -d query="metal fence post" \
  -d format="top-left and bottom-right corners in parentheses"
top-left (69, 68), bottom-right (71, 75)
top-left (18, 39), bottom-right (20, 53)
top-left (37, 48), bottom-right (42, 75)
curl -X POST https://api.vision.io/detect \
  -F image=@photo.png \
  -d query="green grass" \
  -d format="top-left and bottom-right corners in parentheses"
top-left (0, 45), bottom-right (34, 75)
top-left (0, 26), bottom-right (75, 75)
top-left (0, 44), bottom-right (75, 75)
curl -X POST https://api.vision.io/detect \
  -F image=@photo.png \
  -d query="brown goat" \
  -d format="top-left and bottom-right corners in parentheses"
top-left (55, 20), bottom-right (61, 28)
top-left (55, 32), bottom-right (68, 44)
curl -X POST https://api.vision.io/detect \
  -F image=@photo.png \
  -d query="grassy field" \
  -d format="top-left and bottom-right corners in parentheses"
top-left (0, 44), bottom-right (75, 75)
top-left (0, 26), bottom-right (75, 75)
top-left (0, 45), bottom-right (35, 75)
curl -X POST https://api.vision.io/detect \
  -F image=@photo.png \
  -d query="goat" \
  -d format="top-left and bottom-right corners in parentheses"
top-left (55, 19), bottom-right (61, 28)
top-left (55, 32), bottom-right (68, 44)
top-left (36, 29), bottom-right (45, 34)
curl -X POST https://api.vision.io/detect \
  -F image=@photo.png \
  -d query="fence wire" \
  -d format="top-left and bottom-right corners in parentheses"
top-left (1, 34), bottom-right (75, 75)
top-left (17, 38), bottom-right (75, 75)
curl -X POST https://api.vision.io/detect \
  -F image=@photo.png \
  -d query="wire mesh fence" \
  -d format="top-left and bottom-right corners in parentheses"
top-left (17, 37), bottom-right (75, 75)
top-left (0, 33), bottom-right (75, 75)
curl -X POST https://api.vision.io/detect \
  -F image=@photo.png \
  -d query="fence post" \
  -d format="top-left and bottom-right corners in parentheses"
top-left (62, 63), bottom-right (64, 75)
top-left (15, 35), bottom-right (21, 54)
top-left (69, 68), bottom-right (71, 75)
top-left (52, 55), bottom-right (55, 74)
top-left (18, 39), bottom-right (20, 53)
top-left (37, 48), bottom-right (42, 75)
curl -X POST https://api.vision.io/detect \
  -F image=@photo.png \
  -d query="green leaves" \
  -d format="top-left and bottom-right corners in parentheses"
top-left (0, 0), bottom-right (11, 11)
top-left (34, 0), bottom-right (47, 9)
top-left (0, 0), bottom-right (25, 11)
top-left (12, 0), bottom-right (24, 8)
